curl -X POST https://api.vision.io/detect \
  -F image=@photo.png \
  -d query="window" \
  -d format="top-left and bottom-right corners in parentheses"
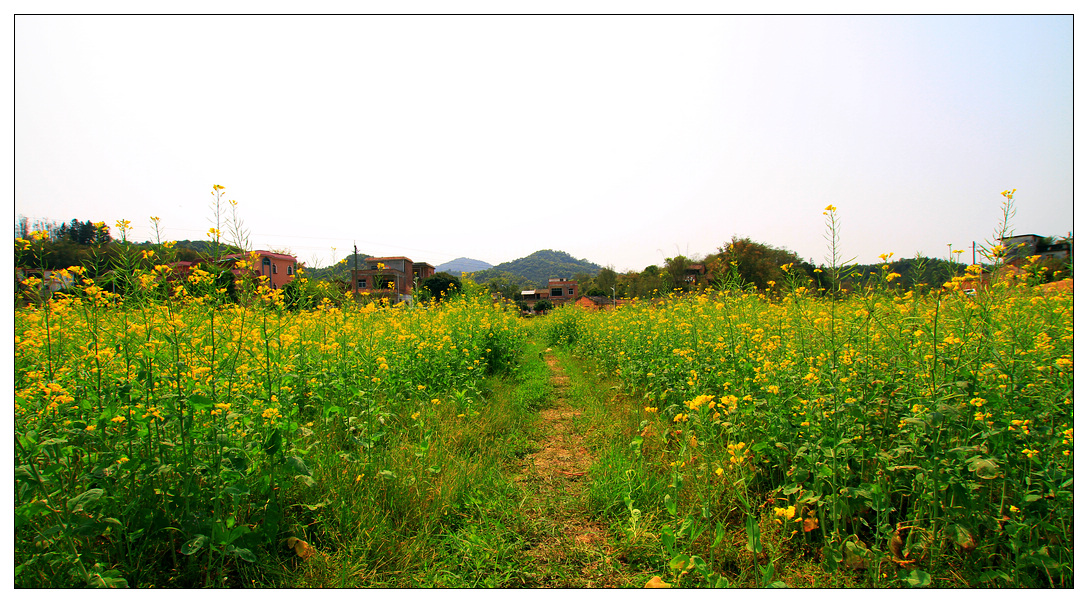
top-left (272, 263), bottom-right (278, 274)
top-left (551, 288), bottom-right (563, 297)
top-left (358, 279), bottom-right (366, 289)
top-left (262, 257), bottom-right (271, 275)
top-left (287, 265), bottom-right (294, 276)
top-left (568, 288), bottom-right (574, 295)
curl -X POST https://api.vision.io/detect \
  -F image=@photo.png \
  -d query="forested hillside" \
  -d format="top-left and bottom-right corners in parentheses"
top-left (469, 249), bottom-right (602, 288)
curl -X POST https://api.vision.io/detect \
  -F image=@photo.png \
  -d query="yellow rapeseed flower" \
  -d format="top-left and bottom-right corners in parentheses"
top-left (774, 505), bottom-right (797, 521)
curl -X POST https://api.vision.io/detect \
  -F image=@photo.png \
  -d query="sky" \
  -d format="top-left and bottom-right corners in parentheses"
top-left (14, 13), bottom-right (1074, 273)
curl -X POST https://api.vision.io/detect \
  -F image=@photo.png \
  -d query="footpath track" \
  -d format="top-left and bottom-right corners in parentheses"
top-left (510, 346), bottom-right (622, 587)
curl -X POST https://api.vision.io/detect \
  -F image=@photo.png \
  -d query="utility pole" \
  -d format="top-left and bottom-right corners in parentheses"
top-left (353, 243), bottom-right (359, 301)
top-left (972, 241), bottom-right (976, 266)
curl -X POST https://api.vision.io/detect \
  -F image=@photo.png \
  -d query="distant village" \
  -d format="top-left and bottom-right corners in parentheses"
top-left (17, 233), bottom-right (1072, 313)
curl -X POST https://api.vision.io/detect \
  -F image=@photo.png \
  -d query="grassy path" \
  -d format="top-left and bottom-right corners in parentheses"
top-left (508, 345), bottom-right (620, 587)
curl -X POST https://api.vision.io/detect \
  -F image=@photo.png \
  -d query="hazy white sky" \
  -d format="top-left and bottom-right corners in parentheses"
top-left (15, 13), bottom-right (1074, 272)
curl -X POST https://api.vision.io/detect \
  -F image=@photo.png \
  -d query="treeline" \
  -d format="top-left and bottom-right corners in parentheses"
top-left (15, 234), bottom-right (242, 276)
top-left (539, 237), bottom-right (975, 300)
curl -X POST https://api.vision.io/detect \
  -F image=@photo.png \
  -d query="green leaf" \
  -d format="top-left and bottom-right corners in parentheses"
top-left (745, 515), bottom-right (762, 553)
top-left (713, 521), bottom-right (725, 547)
top-left (67, 488), bottom-right (105, 512)
top-left (323, 405), bottom-right (343, 418)
top-left (781, 483), bottom-right (804, 496)
top-left (188, 394), bottom-right (213, 413)
top-left (1024, 552), bottom-right (1058, 570)
top-left (689, 555), bottom-right (709, 578)
top-left (15, 500), bottom-right (52, 529)
top-left (975, 569), bottom-right (1012, 585)
top-left (661, 524), bottom-right (676, 554)
top-left (900, 569), bottom-right (931, 587)
top-left (669, 553), bottom-right (690, 571)
top-left (285, 455), bottom-right (311, 476)
top-left (664, 494), bottom-right (677, 516)
top-left (968, 458), bottom-right (1000, 479)
top-left (181, 534), bottom-right (206, 555)
top-left (14, 465), bottom-right (36, 484)
top-left (952, 524), bottom-right (975, 549)
top-left (228, 546), bottom-right (256, 563)
top-left (263, 430), bottom-right (282, 456)
top-left (822, 543), bottom-right (843, 573)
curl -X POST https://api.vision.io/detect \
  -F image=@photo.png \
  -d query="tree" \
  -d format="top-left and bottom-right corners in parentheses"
top-left (533, 299), bottom-right (553, 314)
top-left (420, 272), bottom-right (462, 302)
top-left (595, 266), bottom-right (617, 296)
top-left (484, 275), bottom-right (525, 300)
top-left (707, 236), bottom-right (808, 292)
top-left (663, 255), bottom-right (693, 292)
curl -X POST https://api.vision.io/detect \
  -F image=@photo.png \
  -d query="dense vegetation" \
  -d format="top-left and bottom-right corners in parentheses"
top-left (542, 265), bottom-right (1073, 587)
top-left (14, 253), bottom-right (525, 586)
top-left (14, 191), bottom-right (1073, 588)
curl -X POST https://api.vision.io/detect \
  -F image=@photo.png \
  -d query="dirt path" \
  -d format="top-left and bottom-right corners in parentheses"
top-left (513, 347), bottom-right (618, 587)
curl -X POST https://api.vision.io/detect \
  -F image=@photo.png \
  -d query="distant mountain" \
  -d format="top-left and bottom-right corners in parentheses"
top-left (469, 249), bottom-right (602, 288)
top-left (436, 257), bottom-right (493, 275)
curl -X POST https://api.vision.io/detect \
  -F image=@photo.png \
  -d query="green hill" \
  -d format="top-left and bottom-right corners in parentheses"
top-left (469, 249), bottom-right (602, 288)
top-left (304, 252), bottom-right (372, 283)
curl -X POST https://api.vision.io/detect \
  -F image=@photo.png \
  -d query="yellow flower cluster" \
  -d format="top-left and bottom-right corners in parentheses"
top-left (727, 441), bottom-right (747, 465)
top-left (774, 505), bottom-right (797, 522)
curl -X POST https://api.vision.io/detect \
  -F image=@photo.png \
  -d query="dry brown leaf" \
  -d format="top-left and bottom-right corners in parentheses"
top-left (287, 536), bottom-right (316, 560)
top-left (645, 576), bottom-right (671, 588)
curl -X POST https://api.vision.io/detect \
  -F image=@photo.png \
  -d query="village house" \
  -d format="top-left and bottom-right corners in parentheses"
top-left (16, 268), bottom-right (75, 298)
top-left (684, 264), bottom-right (712, 287)
top-left (520, 277), bottom-right (579, 305)
top-left (1000, 234), bottom-right (1072, 264)
top-left (350, 256), bottom-right (435, 300)
top-left (574, 295), bottom-right (626, 311)
top-left (221, 251), bottom-right (299, 289)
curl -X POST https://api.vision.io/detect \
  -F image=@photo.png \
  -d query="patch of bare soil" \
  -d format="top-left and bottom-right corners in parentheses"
top-left (515, 348), bottom-right (618, 587)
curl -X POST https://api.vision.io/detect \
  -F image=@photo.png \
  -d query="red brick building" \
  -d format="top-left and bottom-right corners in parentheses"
top-left (222, 251), bottom-right (298, 290)
top-left (574, 295), bottom-right (626, 311)
top-left (520, 277), bottom-right (579, 306)
top-left (350, 257), bottom-right (435, 298)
